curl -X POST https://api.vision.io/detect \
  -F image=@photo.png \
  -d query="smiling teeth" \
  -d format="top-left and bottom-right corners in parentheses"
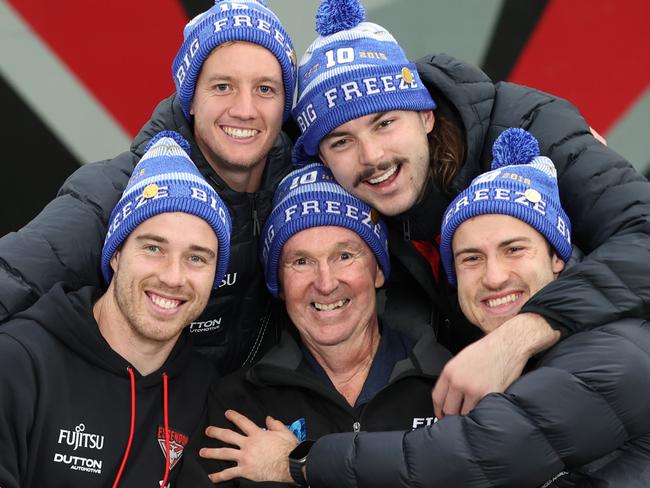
top-left (313, 299), bottom-right (349, 311)
top-left (486, 294), bottom-right (520, 308)
top-left (150, 294), bottom-right (181, 310)
top-left (367, 166), bottom-right (397, 185)
top-left (223, 127), bottom-right (258, 138)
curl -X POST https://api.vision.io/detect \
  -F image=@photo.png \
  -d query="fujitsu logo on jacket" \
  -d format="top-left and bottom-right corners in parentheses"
top-left (57, 423), bottom-right (105, 451)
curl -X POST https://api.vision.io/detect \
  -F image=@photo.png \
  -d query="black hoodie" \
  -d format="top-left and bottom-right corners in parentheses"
top-left (0, 284), bottom-right (215, 487)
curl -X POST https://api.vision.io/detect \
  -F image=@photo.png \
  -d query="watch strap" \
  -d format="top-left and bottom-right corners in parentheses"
top-left (289, 440), bottom-right (315, 486)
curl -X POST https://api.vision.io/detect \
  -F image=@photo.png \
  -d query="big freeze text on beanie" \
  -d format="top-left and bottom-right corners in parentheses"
top-left (440, 128), bottom-right (572, 286)
top-left (172, 0), bottom-right (297, 121)
top-left (291, 0), bottom-right (436, 164)
top-left (261, 162), bottom-right (390, 297)
top-left (102, 131), bottom-right (232, 289)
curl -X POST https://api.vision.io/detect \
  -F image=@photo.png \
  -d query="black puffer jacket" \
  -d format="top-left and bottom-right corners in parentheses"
top-left (0, 94), bottom-right (293, 373)
top-left (305, 319), bottom-right (650, 488)
top-left (381, 54), bottom-right (650, 350)
top-left (177, 324), bottom-right (451, 487)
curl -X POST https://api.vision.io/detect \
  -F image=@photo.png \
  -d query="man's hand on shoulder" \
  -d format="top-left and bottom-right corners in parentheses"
top-left (201, 410), bottom-right (299, 484)
top-left (432, 312), bottom-right (561, 418)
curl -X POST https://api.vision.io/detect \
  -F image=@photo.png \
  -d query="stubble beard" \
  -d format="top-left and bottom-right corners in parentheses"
top-left (113, 277), bottom-right (183, 345)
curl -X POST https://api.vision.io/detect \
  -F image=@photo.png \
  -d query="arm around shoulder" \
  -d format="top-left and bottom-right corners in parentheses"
top-left (306, 321), bottom-right (650, 488)
top-left (514, 88), bottom-right (650, 331)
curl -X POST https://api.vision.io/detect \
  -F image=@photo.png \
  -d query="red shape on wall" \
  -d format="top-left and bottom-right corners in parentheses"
top-left (508, 0), bottom-right (650, 133)
top-left (9, 0), bottom-right (188, 137)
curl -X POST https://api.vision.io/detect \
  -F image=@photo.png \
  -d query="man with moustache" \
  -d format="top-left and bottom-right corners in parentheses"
top-left (0, 131), bottom-right (232, 487)
top-left (0, 0), bottom-right (297, 373)
top-left (196, 130), bottom-right (650, 487)
top-left (290, 0), bottom-right (650, 417)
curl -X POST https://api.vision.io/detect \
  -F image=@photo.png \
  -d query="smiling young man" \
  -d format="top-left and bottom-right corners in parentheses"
top-left (0, 0), bottom-right (297, 374)
top-left (451, 215), bottom-right (565, 334)
top-left (192, 130), bottom-right (650, 488)
top-left (0, 131), bottom-right (232, 487)
top-left (189, 41), bottom-right (287, 193)
top-left (290, 0), bottom-right (650, 418)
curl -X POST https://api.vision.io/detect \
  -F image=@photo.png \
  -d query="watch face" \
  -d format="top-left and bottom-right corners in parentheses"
top-left (290, 440), bottom-right (314, 461)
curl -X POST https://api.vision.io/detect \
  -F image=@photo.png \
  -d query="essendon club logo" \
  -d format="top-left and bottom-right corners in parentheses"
top-left (157, 426), bottom-right (189, 470)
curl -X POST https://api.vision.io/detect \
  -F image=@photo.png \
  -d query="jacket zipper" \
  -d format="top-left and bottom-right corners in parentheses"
top-left (251, 194), bottom-right (260, 237)
top-left (242, 302), bottom-right (271, 366)
top-left (402, 218), bottom-right (411, 241)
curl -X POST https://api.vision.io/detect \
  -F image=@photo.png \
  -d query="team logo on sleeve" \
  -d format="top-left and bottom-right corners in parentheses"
top-left (287, 418), bottom-right (307, 441)
top-left (157, 426), bottom-right (189, 470)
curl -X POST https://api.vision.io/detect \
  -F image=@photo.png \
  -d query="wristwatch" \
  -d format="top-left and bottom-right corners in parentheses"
top-left (288, 439), bottom-right (315, 486)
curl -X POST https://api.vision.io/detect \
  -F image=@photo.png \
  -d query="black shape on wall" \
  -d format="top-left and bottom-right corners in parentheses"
top-left (179, 0), bottom-right (213, 19)
top-left (481, 0), bottom-right (548, 82)
top-left (0, 74), bottom-right (80, 237)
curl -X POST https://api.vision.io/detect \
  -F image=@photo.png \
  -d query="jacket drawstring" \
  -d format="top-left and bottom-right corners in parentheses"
top-left (113, 367), bottom-right (136, 488)
top-left (160, 372), bottom-right (171, 487)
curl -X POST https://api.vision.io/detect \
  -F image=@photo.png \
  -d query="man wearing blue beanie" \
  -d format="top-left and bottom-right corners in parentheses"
top-left (290, 0), bottom-right (650, 420)
top-left (176, 163), bottom-right (451, 486)
top-left (191, 131), bottom-right (650, 488)
top-left (0, 132), bottom-right (232, 486)
top-left (0, 1), bottom-right (297, 374)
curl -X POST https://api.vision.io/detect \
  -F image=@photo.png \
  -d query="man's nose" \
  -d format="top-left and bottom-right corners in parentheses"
top-left (313, 261), bottom-right (338, 295)
top-left (158, 258), bottom-right (186, 288)
top-left (481, 258), bottom-right (510, 290)
top-left (358, 136), bottom-right (385, 167)
top-left (228, 89), bottom-right (256, 120)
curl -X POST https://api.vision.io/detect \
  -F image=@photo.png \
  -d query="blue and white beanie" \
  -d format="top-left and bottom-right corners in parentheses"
top-left (292, 0), bottom-right (436, 164)
top-left (172, 0), bottom-right (297, 121)
top-left (440, 128), bottom-right (572, 286)
top-left (261, 162), bottom-right (390, 297)
top-left (101, 131), bottom-right (232, 289)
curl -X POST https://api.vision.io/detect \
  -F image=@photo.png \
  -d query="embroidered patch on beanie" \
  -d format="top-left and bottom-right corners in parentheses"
top-left (260, 162), bottom-right (390, 297)
top-left (291, 0), bottom-right (436, 165)
top-left (101, 131), bottom-right (232, 289)
top-left (439, 128), bottom-right (572, 286)
top-left (172, 0), bottom-right (297, 121)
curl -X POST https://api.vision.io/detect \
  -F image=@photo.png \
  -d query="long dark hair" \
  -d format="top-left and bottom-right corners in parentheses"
top-left (427, 99), bottom-right (466, 195)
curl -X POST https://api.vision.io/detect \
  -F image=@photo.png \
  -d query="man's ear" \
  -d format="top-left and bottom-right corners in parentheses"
top-left (551, 253), bottom-right (565, 277)
top-left (420, 110), bottom-right (435, 134)
top-left (110, 250), bottom-right (121, 274)
top-left (374, 264), bottom-right (385, 289)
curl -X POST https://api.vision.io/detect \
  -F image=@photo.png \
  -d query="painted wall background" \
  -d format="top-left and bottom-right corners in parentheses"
top-left (1, 0), bottom-right (648, 236)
